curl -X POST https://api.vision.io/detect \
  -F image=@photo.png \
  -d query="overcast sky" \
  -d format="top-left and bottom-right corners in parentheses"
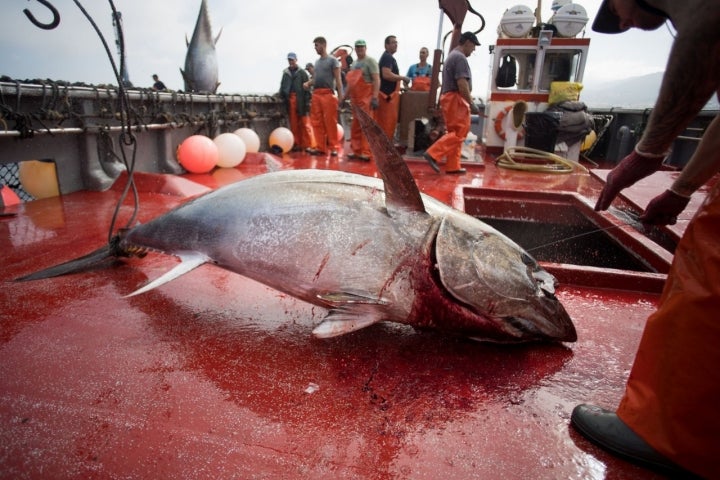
top-left (1, 0), bottom-right (675, 98)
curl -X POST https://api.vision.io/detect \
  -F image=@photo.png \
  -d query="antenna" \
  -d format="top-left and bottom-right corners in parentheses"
top-left (112, 11), bottom-right (133, 87)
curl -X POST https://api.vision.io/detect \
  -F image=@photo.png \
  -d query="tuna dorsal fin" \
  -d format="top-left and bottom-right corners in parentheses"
top-left (125, 252), bottom-right (208, 297)
top-left (353, 105), bottom-right (426, 214)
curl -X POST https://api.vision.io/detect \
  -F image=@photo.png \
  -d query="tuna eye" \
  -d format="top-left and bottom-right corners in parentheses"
top-left (521, 252), bottom-right (536, 266)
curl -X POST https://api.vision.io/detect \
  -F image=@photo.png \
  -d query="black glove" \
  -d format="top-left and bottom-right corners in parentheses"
top-left (640, 189), bottom-right (691, 225)
top-left (595, 148), bottom-right (666, 211)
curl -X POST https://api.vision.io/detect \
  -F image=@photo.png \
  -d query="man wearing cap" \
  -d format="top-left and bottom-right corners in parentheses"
top-left (304, 37), bottom-right (344, 156)
top-left (376, 35), bottom-right (411, 142)
top-left (570, 1), bottom-right (720, 478)
top-left (279, 52), bottom-right (316, 152)
top-left (339, 40), bottom-right (380, 161)
top-left (423, 31), bottom-right (481, 174)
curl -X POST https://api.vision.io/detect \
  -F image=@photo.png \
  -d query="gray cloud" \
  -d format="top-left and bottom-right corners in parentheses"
top-left (2, 0), bottom-right (673, 99)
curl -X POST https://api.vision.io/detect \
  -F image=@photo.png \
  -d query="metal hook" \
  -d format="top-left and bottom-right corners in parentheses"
top-left (23, 0), bottom-right (60, 30)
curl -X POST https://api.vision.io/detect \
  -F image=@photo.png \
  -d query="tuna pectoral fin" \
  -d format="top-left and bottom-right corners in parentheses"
top-left (125, 252), bottom-right (208, 297)
top-left (312, 309), bottom-right (384, 338)
top-left (312, 293), bottom-right (387, 338)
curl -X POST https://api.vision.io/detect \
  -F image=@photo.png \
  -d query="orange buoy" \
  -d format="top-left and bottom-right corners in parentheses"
top-left (18, 160), bottom-right (60, 199)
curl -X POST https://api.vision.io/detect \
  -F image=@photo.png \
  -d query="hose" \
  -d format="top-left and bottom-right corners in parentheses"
top-left (495, 146), bottom-right (588, 174)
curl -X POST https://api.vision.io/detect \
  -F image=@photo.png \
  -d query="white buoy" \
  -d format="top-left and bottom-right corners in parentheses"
top-left (233, 127), bottom-right (261, 153)
top-left (214, 132), bottom-right (247, 168)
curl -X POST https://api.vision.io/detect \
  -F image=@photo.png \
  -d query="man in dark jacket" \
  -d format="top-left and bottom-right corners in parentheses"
top-left (279, 52), bottom-right (316, 151)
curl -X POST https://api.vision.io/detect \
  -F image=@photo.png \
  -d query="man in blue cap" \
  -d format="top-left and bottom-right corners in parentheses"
top-left (279, 52), bottom-right (316, 152)
top-left (571, 1), bottom-right (720, 478)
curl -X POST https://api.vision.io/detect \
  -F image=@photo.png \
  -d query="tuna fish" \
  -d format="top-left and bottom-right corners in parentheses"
top-left (16, 106), bottom-right (576, 343)
top-left (181, 0), bottom-right (221, 93)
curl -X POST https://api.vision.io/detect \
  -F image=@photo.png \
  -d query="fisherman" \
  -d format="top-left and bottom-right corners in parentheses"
top-left (151, 74), bottom-right (167, 91)
top-left (279, 52), bottom-right (316, 152)
top-left (423, 32), bottom-right (481, 175)
top-left (339, 39), bottom-right (380, 161)
top-left (571, 1), bottom-right (720, 478)
top-left (376, 35), bottom-right (411, 142)
top-left (304, 36), bottom-right (344, 157)
top-left (404, 47), bottom-right (433, 92)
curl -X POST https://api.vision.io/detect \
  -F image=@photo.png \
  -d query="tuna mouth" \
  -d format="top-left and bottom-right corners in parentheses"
top-left (504, 314), bottom-right (577, 342)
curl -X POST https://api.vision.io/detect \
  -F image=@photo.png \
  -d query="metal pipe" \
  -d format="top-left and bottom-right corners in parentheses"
top-left (436, 9), bottom-right (444, 51)
top-left (0, 119), bottom-right (255, 138)
top-left (0, 82), bottom-right (277, 104)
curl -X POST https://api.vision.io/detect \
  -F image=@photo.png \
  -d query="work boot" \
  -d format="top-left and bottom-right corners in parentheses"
top-left (422, 151), bottom-right (440, 173)
top-left (571, 404), bottom-right (699, 477)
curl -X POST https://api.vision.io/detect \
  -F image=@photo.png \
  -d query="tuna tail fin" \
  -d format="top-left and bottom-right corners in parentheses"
top-left (14, 235), bottom-right (125, 282)
top-left (125, 252), bottom-right (208, 297)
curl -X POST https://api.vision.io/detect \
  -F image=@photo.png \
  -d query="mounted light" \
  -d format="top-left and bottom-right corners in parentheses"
top-left (549, 3), bottom-right (589, 37)
top-left (499, 5), bottom-right (535, 38)
top-left (538, 30), bottom-right (554, 49)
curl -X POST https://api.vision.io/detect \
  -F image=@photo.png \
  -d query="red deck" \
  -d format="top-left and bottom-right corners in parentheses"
top-left (1, 146), bottom-right (703, 479)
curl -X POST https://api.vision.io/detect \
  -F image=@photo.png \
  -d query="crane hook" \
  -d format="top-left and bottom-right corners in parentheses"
top-left (23, 0), bottom-right (60, 30)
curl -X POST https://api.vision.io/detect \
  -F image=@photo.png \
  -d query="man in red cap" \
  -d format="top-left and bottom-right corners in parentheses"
top-left (423, 31), bottom-right (481, 174)
top-left (571, 1), bottom-right (720, 478)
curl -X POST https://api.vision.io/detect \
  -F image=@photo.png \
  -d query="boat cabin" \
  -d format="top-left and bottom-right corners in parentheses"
top-left (484, 2), bottom-right (591, 157)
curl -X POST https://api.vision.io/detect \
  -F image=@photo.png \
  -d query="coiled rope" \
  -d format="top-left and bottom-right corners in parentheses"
top-left (495, 146), bottom-right (588, 174)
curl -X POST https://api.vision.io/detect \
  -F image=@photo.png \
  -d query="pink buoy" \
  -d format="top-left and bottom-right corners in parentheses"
top-left (177, 135), bottom-right (218, 173)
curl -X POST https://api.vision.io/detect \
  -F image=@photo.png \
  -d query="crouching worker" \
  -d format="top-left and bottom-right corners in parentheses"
top-left (571, 1), bottom-right (720, 478)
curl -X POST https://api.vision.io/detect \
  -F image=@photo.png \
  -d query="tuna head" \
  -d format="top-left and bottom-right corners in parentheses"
top-left (181, 0), bottom-right (221, 93)
top-left (434, 211), bottom-right (577, 343)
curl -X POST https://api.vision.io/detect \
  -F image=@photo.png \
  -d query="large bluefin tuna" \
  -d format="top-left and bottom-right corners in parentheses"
top-left (16, 106), bottom-right (576, 343)
top-left (181, 0), bottom-right (220, 93)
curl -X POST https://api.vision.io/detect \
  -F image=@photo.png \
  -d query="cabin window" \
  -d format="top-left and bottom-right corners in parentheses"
top-left (495, 49), bottom-right (536, 91)
top-left (539, 50), bottom-right (584, 91)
